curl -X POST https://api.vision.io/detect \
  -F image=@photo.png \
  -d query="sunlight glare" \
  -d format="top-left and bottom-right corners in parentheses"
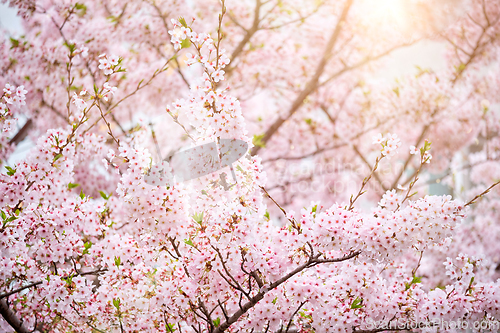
top-left (360, 0), bottom-right (409, 31)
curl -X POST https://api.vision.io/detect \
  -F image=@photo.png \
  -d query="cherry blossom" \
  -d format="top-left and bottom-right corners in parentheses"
top-left (1, 0), bottom-right (500, 332)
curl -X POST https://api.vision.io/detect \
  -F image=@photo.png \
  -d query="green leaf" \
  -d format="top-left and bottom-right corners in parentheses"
top-left (350, 297), bottom-right (363, 309)
top-left (114, 256), bottom-right (121, 267)
top-left (299, 310), bottom-right (312, 319)
top-left (180, 39), bottom-right (191, 49)
top-left (68, 183), bottom-right (80, 189)
top-left (112, 298), bottom-right (121, 309)
top-left (64, 41), bottom-right (76, 54)
top-left (165, 323), bottom-right (176, 332)
top-left (53, 153), bottom-right (63, 162)
top-left (192, 212), bottom-right (203, 225)
top-left (405, 276), bottom-right (422, 290)
top-left (0, 210), bottom-right (6, 220)
top-left (74, 2), bottom-right (87, 16)
top-left (264, 210), bottom-right (270, 220)
top-left (311, 205), bottom-right (317, 214)
top-left (107, 15), bottom-right (117, 23)
top-left (5, 166), bottom-right (16, 176)
top-left (99, 191), bottom-right (111, 200)
top-left (272, 296), bottom-right (278, 304)
top-left (79, 190), bottom-right (85, 200)
top-left (184, 239), bottom-right (195, 247)
top-left (213, 317), bottom-right (221, 328)
top-left (82, 241), bottom-right (92, 255)
top-left (178, 16), bottom-right (188, 28)
top-left (252, 134), bottom-right (266, 148)
top-left (9, 37), bottom-right (19, 48)
top-left (63, 273), bottom-right (74, 285)
top-left (74, 2), bottom-right (86, 10)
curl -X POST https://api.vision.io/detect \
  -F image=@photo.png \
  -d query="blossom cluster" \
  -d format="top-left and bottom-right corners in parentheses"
top-left (372, 132), bottom-right (402, 157)
top-left (3, 83), bottom-right (27, 107)
top-left (1, 0), bottom-right (500, 332)
top-left (166, 19), bottom-right (247, 142)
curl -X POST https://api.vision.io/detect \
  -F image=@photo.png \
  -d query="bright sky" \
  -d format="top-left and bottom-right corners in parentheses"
top-left (0, 3), bottom-right (23, 35)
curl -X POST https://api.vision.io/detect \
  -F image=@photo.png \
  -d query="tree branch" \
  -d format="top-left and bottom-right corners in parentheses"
top-left (213, 250), bottom-right (361, 333)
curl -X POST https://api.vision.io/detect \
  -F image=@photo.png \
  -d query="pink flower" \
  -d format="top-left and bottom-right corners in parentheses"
top-left (72, 93), bottom-right (87, 111)
top-left (98, 58), bottom-right (113, 75)
top-left (212, 70), bottom-right (225, 82)
top-left (109, 54), bottom-right (119, 66)
top-left (372, 133), bottom-right (384, 144)
top-left (16, 85), bottom-right (27, 97)
top-left (3, 83), bottom-right (15, 95)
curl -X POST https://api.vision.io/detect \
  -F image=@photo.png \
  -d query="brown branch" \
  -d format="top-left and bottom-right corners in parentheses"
top-left (390, 119), bottom-right (432, 190)
top-left (396, 144), bottom-right (431, 211)
top-left (213, 246), bottom-right (251, 299)
top-left (450, 10), bottom-right (496, 85)
top-left (348, 153), bottom-right (384, 211)
top-left (84, 56), bottom-right (175, 135)
top-left (1, 269), bottom-right (106, 333)
top-left (249, 0), bottom-right (353, 156)
top-left (282, 301), bottom-right (306, 333)
top-left (464, 179), bottom-right (500, 208)
top-left (213, 250), bottom-right (361, 333)
top-left (0, 299), bottom-right (31, 333)
top-left (225, 0), bottom-right (263, 77)
top-left (40, 97), bottom-right (67, 121)
top-left (0, 269), bottom-right (107, 300)
top-left (352, 145), bottom-right (387, 192)
top-left (8, 119), bottom-right (33, 146)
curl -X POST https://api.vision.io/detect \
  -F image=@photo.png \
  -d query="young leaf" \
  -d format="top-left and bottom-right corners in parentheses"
top-left (252, 134), bottom-right (266, 148)
top-left (82, 241), bottom-right (92, 255)
top-left (192, 212), bottom-right (203, 224)
top-left (99, 191), bottom-right (111, 200)
top-left (5, 166), bottom-right (16, 176)
top-left (178, 17), bottom-right (188, 28)
top-left (68, 183), bottom-right (80, 189)
top-left (10, 37), bottom-right (19, 48)
top-left (181, 39), bottom-right (191, 49)
top-left (350, 297), bottom-right (363, 309)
